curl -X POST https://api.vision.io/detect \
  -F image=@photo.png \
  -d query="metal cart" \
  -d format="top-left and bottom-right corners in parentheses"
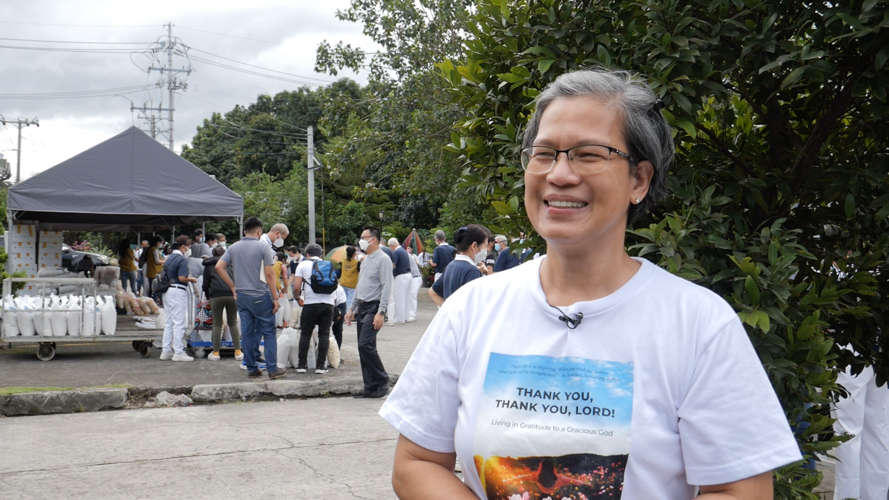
top-left (1, 277), bottom-right (163, 361)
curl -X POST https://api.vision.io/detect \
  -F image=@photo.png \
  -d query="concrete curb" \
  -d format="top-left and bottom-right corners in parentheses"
top-left (191, 375), bottom-right (367, 402)
top-left (0, 388), bottom-right (128, 417)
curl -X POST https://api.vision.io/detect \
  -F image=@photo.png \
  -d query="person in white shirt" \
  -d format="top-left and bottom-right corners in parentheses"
top-left (380, 68), bottom-right (801, 499)
top-left (292, 243), bottom-right (335, 374)
top-left (260, 223), bottom-right (289, 250)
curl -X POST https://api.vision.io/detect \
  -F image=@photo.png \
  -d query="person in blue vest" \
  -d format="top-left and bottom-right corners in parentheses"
top-left (159, 236), bottom-right (197, 362)
top-left (428, 225), bottom-right (491, 306)
top-left (493, 234), bottom-right (521, 272)
top-left (430, 230), bottom-right (454, 282)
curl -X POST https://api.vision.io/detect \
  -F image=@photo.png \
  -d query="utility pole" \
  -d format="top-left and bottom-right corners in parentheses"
top-left (307, 126), bottom-right (316, 245)
top-left (148, 23), bottom-right (190, 151)
top-left (0, 115), bottom-right (39, 184)
top-left (130, 102), bottom-right (168, 139)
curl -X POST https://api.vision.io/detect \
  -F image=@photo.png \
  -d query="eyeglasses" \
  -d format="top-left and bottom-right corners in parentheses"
top-left (520, 145), bottom-right (634, 175)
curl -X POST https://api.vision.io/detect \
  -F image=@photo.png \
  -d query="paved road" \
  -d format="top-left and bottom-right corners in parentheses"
top-left (0, 397), bottom-right (399, 499)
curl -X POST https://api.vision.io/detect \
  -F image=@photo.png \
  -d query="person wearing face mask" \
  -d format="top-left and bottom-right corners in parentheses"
top-left (483, 239), bottom-right (497, 275)
top-left (428, 225), bottom-right (492, 306)
top-left (260, 223), bottom-right (289, 251)
top-left (190, 230), bottom-right (211, 259)
top-left (216, 233), bottom-right (227, 249)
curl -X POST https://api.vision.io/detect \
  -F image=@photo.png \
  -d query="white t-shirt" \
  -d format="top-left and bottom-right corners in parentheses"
top-left (380, 257), bottom-right (801, 499)
top-left (295, 257), bottom-right (335, 306)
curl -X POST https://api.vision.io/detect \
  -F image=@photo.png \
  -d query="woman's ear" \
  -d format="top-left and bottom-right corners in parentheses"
top-left (631, 160), bottom-right (654, 203)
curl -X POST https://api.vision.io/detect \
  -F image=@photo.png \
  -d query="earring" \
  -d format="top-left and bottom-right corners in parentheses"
top-left (635, 198), bottom-right (641, 204)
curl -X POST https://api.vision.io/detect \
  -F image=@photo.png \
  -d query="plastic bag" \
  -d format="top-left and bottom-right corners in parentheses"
top-left (49, 295), bottom-right (68, 337)
top-left (145, 297), bottom-right (159, 314)
top-left (278, 298), bottom-right (291, 327)
top-left (67, 296), bottom-right (82, 337)
top-left (327, 335), bottom-right (340, 369)
top-left (289, 301), bottom-right (301, 328)
top-left (3, 295), bottom-right (20, 336)
top-left (82, 297), bottom-right (96, 338)
top-left (276, 328), bottom-right (293, 369)
top-left (15, 297), bottom-right (36, 337)
top-left (288, 327), bottom-right (302, 369)
top-left (100, 295), bottom-right (116, 335)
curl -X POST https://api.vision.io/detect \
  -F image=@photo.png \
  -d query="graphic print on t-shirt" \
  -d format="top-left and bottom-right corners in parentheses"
top-left (473, 353), bottom-right (633, 499)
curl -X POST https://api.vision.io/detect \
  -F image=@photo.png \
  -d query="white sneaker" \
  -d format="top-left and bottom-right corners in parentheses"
top-left (172, 352), bottom-right (194, 362)
top-left (386, 321), bottom-right (396, 326)
top-left (234, 351), bottom-right (244, 361)
top-left (315, 368), bottom-right (328, 374)
top-left (159, 350), bottom-right (174, 361)
top-left (239, 361), bottom-right (247, 370)
top-left (406, 317), bottom-right (416, 323)
top-left (207, 352), bottom-right (220, 361)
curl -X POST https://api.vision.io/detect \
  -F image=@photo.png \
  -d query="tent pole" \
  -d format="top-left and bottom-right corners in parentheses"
top-left (239, 217), bottom-right (243, 239)
top-left (5, 210), bottom-right (11, 274)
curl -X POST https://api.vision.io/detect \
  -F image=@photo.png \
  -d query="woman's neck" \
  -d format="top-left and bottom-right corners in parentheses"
top-left (539, 244), bottom-right (639, 307)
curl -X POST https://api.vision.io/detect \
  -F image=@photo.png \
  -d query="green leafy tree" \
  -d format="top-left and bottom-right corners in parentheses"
top-left (440, 0), bottom-right (888, 496)
top-left (316, 0), bottom-right (483, 231)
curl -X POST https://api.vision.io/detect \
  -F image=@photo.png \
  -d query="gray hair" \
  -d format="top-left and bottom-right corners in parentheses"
top-left (304, 243), bottom-right (323, 258)
top-left (270, 223), bottom-right (289, 236)
top-left (434, 230), bottom-right (446, 242)
top-left (495, 234), bottom-right (508, 244)
top-left (388, 238), bottom-right (399, 246)
top-left (522, 68), bottom-right (673, 222)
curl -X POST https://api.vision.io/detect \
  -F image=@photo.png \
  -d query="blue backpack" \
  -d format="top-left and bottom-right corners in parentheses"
top-left (310, 259), bottom-right (338, 294)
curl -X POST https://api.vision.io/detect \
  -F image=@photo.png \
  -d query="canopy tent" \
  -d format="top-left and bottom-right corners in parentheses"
top-left (7, 126), bottom-right (243, 232)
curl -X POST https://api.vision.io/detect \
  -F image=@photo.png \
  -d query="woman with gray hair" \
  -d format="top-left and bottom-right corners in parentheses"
top-left (380, 68), bottom-right (801, 499)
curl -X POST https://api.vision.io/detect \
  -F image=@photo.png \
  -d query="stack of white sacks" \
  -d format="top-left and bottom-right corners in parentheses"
top-left (2, 294), bottom-right (117, 338)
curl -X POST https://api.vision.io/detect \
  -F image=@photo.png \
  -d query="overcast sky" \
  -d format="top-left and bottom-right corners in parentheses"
top-left (0, 0), bottom-right (375, 183)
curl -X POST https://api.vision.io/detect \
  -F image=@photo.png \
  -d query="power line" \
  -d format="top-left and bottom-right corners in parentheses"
top-left (0, 21), bottom-right (158, 28)
top-left (0, 44), bottom-right (150, 53)
top-left (0, 37), bottom-right (153, 44)
top-left (176, 26), bottom-right (280, 45)
top-left (187, 46), bottom-right (335, 84)
top-left (0, 85), bottom-right (153, 100)
top-left (188, 55), bottom-right (327, 87)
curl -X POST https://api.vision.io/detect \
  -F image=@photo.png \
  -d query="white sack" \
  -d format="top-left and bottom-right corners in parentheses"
top-left (327, 335), bottom-right (341, 369)
top-left (100, 295), bottom-right (116, 335)
top-left (49, 296), bottom-right (67, 337)
top-left (66, 296), bottom-right (82, 337)
top-left (3, 296), bottom-right (19, 336)
top-left (82, 297), bottom-right (96, 338)
top-left (276, 328), bottom-right (293, 369)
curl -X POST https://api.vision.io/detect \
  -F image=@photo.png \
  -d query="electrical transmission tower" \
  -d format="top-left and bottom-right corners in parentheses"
top-left (0, 115), bottom-right (39, 184)
top-left (147, 23), bottom-right (190, 151)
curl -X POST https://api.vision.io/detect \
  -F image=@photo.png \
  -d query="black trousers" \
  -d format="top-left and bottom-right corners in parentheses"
top-left (299, 303), bottom-right (333, 368)
top-left (356, 300), bottom-right (388, 393)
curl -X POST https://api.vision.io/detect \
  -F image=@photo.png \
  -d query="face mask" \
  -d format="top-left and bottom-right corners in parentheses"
top-left (474, 247), bottom-right (486, 264)
top-left (358, 239), bottom-right (370, 252)
top-left (274, 238), bottom-right (284, 248)
top-left (494, 243), bottom-right (501, 252)
top-left (198, 237), bottom-right (204, 243)
top-left (219, 242), bottom-right (226, 249)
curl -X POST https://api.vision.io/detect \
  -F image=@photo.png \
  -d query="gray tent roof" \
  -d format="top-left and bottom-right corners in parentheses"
top-left (7, 126), bottom-right (243, 232)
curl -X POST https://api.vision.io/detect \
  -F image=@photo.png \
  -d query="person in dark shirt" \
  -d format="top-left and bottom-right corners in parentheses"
top-left (493, 234), bottom-right (521, 272)
top-left (431, 230), bottom-right (454, 281)
top-left (429, 225), bottom-right (491, 305)
top-left (388, 238), bottom-right (412, 324)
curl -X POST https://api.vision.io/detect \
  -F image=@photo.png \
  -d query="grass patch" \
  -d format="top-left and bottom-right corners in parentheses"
top-left (0, 387), bottom-right (73, 395)
top-left (0, 383), bottom-right (130, 396)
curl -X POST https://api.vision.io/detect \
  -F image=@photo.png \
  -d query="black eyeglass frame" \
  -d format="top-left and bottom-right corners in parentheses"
top-left (519, 144), bottom-right (635, 173)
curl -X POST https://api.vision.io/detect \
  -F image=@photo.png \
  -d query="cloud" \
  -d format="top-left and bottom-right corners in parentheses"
top-left (0, 0), bottom-right (377, 180)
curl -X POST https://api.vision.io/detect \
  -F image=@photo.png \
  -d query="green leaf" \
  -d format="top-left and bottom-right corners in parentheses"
top-left (745, 275), bottom-right (761, 306)
top-left (780, 67), bottom-right (806, 90)
top-left (877, 46), bottom-right (889, 70)
top-left (675, 118), bottom-right (697, 138)
top-left (844, 193), bottom-right (855, 218)
top-left (491, 200), bottom-right (514, 215)
top-left (538, 58), bottom-right (557, 74)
